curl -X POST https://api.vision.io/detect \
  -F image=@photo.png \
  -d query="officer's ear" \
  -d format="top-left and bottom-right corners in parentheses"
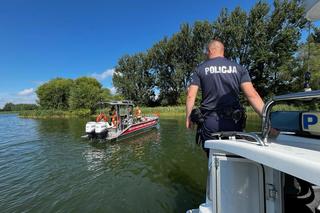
top-left (206, 48), bottom-right (211, 57)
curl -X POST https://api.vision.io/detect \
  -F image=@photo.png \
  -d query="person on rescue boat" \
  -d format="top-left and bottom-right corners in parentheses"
top-left (109, 106), bottom-right (116, 117)
top-left (135, 106), bottom-right (142, 122)
top-left (186, 39), bottom-right (265, 151)
top-left (107, 106), bottom-right (117, 127)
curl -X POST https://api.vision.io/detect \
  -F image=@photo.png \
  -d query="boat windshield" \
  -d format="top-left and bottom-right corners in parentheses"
top-left (119, 105), bottom-right (133, 116)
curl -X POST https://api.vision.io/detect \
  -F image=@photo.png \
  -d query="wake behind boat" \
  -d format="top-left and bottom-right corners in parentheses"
top-left (82, 100), bottom-right (159, 142)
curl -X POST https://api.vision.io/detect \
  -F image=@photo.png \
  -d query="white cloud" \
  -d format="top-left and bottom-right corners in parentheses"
top-left (18, 88), bottom-right (34, 96)
top-left (91, 68), bottom-right (115, 81)
top-left (0, 92), bottom-right (37, 108)
top-left (109, 87), bottom-right (116, 95)
top-left (114, 71), bottom-right (123, 77)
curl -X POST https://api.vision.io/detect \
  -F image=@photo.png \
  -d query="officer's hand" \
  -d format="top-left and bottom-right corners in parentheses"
top-left (269, 128), bottom-right (280, 137)
top-left (186, 117), bottom-right (193, 129)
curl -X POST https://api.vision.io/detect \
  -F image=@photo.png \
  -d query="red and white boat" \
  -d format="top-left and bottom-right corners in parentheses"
top-left (83, 100), bottom-right (159, 141)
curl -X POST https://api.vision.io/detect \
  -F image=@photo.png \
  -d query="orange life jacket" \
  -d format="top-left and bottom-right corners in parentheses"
top-left (96, 113), bottom-right (108, 122)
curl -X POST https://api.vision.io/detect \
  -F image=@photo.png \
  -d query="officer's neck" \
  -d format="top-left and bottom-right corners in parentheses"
top-left (209, 54), bottom-right (224, 59)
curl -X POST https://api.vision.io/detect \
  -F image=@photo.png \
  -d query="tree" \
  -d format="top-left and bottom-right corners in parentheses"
top-left (172, 21), bottom-right (214, 102)
top-left (36, 78), bottom-right (73, 109)
top-left (1, 103), bottom-right (38, 111)
top-left (213, 0), bottom-right (307, 98)
top-left (13, 104), bottom-right (38, 111)
top-left (147, 22), bottom-right (213, 106)
top-left (214, 7), bottom-right (248, 63)
top-left (112, 0), bottom-right (309, 105)
top-left (263, 0), bottom-right (306, 96)
top-left (297, 40), bottom-right (320, 90)
top-left (311, 26), bottom-right (320, 43)
top-left (148, 37), bottom-right (178, 105)
top-left (113, 53), bottom-right (156, 106)
top-left (3, 103), bottom-right (15, 111)
top-left (69, 77), bottom-right (104, 111)
top-left (101, 88), bottom-right (113, 101)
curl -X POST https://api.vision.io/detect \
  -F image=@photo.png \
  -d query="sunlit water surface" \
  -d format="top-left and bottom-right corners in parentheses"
top-left (0, 114), bottom-right (260, 212)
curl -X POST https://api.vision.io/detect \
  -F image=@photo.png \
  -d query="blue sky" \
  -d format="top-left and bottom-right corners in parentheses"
top-left (0, 0), bottom-right (316, 107)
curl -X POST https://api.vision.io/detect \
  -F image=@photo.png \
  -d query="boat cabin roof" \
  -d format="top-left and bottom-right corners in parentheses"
top-left (97, 100), bottom-right (134, 107)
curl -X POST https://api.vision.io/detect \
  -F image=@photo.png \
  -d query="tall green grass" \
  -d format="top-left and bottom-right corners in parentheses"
top-left (142, 104), bottom-right (305, 117)
top-left (19, 109), bottom-right (91, 118)
top-left (141, 106), bottom-right (185, 116)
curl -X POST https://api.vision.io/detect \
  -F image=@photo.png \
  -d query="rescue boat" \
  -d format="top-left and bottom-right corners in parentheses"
top-left (83, 100), bottom-right (159, 142)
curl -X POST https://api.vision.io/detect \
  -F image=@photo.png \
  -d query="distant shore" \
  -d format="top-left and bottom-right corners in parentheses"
top-left (16, 106), bottom-right (256, 119)
top-left (6, 104), bottom-right (303, 119)
top-left (17, 107), bottom-right (186, 118)
top-left (0, 111), bottom-right (23, 114)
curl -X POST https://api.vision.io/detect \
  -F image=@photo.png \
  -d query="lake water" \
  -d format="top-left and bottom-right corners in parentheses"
top-left (0, 113), bottom-right (260, 212)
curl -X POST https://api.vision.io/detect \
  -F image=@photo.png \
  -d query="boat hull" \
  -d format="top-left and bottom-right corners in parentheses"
top-left (86, 117), bottom-right (159, 142)
top-left (117, 118), bottom-right (158, 141)
top-left (122, 118), bottom-right (158, 135)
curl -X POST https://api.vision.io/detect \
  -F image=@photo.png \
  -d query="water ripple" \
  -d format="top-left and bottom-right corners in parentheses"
top-left (0, 114), bottom-right (219, 212)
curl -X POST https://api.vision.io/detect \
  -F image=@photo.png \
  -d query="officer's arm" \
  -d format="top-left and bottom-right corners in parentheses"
top-left (241, 82), bottom-right (264, 117)
top-left (186, 85), bottom-right (199, 128)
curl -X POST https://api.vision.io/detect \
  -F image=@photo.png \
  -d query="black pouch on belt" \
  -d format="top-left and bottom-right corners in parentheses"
top-left (219, 107), bottom-right (246, 125)
top-left (231, 107), bottom-right (247, 129)
top-left (232, 109), bottom-right (243, 123)
top-left (190, 108), bottom-right (205, 125)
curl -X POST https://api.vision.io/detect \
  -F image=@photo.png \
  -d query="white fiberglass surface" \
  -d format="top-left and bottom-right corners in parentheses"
top-left (217, 158), bottom-right (264, 213)
top-left (205, 137), bottom-right (320, 186)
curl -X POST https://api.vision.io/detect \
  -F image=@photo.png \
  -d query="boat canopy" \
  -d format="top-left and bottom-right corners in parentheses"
top-left (97, 100), bottom-right (134, 107)
top-left (304, 0), bottom-right (320, 21)
top-left (108, 100), bottom-right (134, 106)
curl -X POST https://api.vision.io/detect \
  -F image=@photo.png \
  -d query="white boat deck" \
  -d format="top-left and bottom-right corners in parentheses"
top-left (205, 134), bottom-right (320, 186)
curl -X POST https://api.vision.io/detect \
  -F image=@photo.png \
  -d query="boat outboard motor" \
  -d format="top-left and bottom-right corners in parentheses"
top-left (85, 122), bottom-right (96, 139)
top-left (95, 122), bottom-right (110, 139)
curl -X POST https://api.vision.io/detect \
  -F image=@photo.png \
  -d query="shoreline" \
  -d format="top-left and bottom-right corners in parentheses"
top-left (10, 104), bottom-right (303, 119)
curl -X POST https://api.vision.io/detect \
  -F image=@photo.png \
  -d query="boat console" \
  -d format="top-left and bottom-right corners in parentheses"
top-left (188, 90), bottom-right (320, 213)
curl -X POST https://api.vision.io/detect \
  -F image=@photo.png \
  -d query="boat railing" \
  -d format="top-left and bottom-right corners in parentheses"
top-left (261, 90), bottom-right (320, 143)
top-left (209, 131), bottom-right (266, 146)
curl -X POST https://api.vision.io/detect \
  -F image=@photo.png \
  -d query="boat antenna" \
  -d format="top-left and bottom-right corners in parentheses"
top-left (302, 0), bottom-right (320, 91)
top-left (304, 21), bottom-right (312, 92)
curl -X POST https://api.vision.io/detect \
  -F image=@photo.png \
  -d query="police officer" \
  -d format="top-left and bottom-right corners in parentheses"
top-left (186, 39), bottom-right (265, 147)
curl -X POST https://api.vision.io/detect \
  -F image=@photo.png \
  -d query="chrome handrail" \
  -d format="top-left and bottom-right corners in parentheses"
top-left (272, 90), bottom-right (320, 101)
top-left (261, 90), bottom-right (320, 143)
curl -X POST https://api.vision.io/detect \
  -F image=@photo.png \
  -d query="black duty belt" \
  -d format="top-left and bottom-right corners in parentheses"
top-left (204, 107), bottom-right (245, 123)
top-left (191, 107), bottom-right (246, 125)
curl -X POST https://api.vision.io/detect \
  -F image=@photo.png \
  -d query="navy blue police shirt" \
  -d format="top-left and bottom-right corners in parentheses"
top-left (190, 57), bottom-right (251, 111)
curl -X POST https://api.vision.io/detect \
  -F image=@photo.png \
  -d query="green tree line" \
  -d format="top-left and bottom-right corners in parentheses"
top-left (113, 0), bottom-right (320, 106)
top-left (36, 77), bottom-right (121, 112)
top-left (0, 103), bottom-right (38, 112)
